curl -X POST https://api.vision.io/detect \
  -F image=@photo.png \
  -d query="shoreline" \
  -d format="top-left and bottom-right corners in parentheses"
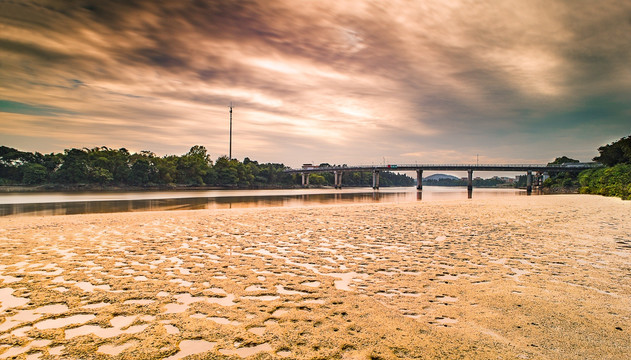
top-left (1, 184), bottom-right (588, 197)
top-left (0, 184), bottom-right (399, 193)
top-left (0, 184), bottom-right (537, 193)
top-left (0, 184), bottom-right (299, 193)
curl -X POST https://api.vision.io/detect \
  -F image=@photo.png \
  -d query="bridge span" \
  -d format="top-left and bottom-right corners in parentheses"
top-left (285, 163), bottom-right (600, 194)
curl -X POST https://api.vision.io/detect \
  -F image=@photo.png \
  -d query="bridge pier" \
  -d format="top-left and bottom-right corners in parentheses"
top-left (467, 169), bottom-right (473, 191)
top-left (287, 164), bottom-right (595, 194)
top-left (526, 170), bottom-right (532, 195)
top-left (334, 171), bottom-right (343, 189)
top-left (467, 169), bottom-right (473, 199)
top-left (372, 170), bottom-right (380, 190)
top-left (416, 170), bottom-right (423, 190)
top-left (535, 171), bottom-right (543, 189)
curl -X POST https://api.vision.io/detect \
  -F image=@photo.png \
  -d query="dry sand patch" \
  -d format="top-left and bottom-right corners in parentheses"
top-left (0, 195), bottom-right (629, 359)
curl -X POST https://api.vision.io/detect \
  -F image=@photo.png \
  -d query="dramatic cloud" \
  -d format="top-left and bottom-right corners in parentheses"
top-left (1, 0), bottom-right (630, 166)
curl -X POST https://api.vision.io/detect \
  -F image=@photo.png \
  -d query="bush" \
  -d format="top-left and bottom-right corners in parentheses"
top-left (579, 164), bottom-right (631, 200)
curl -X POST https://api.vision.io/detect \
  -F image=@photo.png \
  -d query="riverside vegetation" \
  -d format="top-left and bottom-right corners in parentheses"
top-left (0, 145), bottom-right (413, 190)
top-left (543, 135), bottom-right (631, 200)
top-left (2, 135), bottom-right (630, 199)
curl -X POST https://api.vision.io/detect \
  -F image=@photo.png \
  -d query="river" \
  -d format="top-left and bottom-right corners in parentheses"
top-left (0, 186), bottom-right (532, 217)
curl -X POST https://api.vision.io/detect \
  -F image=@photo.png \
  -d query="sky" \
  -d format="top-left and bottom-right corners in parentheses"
top-left (1, 0), bottom-right (630, 168)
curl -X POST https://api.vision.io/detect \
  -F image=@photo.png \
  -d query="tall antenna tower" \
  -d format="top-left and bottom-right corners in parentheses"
top-left (229, 102), bottom-right (233, 160)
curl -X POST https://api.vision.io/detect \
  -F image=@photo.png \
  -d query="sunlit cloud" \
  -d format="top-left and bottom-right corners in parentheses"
top-left (1, 0), bottom-right (630, 166)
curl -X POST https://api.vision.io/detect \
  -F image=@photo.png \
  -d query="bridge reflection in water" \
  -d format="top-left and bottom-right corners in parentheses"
top-left (0, 187), bottom-right (529, 217)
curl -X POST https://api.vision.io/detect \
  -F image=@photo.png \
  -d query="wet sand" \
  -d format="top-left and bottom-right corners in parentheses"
top-left (0, 195), bottom-right (629, 359)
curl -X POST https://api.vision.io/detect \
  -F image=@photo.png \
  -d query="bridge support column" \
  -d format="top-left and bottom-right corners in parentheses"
top-left (467, 169), bottom-right (473, 191)
top-left (416, 170), bottom-right (423, 190)
top-left (301, 173), bottom-right (309, 187)
top-left (335, 171), bottom-right (343, 189)
top-left (526, 170), bottom-right (532, 195)
top-left (467, 169), bottom-right (473, 198)
top-left (372, 170), bottom-right (380, 190)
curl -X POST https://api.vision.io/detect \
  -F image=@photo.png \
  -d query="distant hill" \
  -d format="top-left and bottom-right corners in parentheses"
top-left (424, 173), bottom-right (460, 181)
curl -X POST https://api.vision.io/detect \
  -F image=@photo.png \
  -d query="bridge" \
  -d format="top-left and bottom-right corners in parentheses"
top-left (285, 163), bottom-right (601, 194)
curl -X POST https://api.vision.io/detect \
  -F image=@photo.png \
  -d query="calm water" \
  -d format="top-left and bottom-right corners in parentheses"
top-left (0, 187), bottom-right (531, 217)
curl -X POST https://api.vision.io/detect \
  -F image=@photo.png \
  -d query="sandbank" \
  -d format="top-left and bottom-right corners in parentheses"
top-left (0, 195), bottom-right (629, 359)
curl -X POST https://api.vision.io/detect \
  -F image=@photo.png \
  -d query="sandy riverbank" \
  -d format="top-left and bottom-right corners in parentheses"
top-left (0, 195), bottom-right (629, 359)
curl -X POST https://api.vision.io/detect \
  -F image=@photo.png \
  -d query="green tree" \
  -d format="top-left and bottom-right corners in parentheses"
top-left (53, 148), bottom-right (89, 183)
top-left (593, 135), bottom-right (631, 166)
top-left (42, 153), bottom-right (63, 173)
top-left (214, 156), bottom-right (238, 185)
top-left (309, 173), bottom-right (327, 185)
top-left (235, 161), bottom-right (254, 186)
top-left (176, 145), bottom-right (212, 185)
top-left (548, 156), bottom-right (579, 165)
top-left (90, 167), bottom-right (114, 184)
top-left (0, 146), bottom-right (37, 182)
top-left (156, 156), bottom-right (178, 184)
top-left (544, 156), bottom-right (581, 189)
top-left (85, 147), bottom-right (131, 184)
top-left (21, 163), bottom-right (48, 184)
top-left (579, 164), bottom-right (631, 200)
top-left (128, 158), bottom-right (153, 185)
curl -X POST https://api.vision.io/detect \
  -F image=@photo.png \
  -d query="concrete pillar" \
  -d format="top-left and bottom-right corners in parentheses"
top-left (306, 174), bottom-right (309, 186)
top-left (334, 171), bottom-right (343, 189)
top-left (337, 171), bottom-right (343, 189)
top-left (301, 173), bottom-right (306, 187)
top-left (467, 169), bottom-right (473, 191)
top-left (372, 170), bottom-right (380, 190)
top-left (334, 171), bottom-right (338, 189)
top-left (416, 170), bottom-right (423, 190)
top-left (526, 170), bottom-right (532, 195)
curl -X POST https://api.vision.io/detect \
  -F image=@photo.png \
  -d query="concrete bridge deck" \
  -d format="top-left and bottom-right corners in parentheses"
top-left (286, 163), bottom-right (599, 173)
top-left (285, 163), bottom-right (601, 193)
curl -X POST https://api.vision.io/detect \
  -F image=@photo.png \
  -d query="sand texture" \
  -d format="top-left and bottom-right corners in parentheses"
top-left (0, 194), bottom-right (629, 359)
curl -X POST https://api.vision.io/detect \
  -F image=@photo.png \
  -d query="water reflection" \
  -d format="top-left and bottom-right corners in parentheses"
top-left (0, 187), bottom-right (529, 217)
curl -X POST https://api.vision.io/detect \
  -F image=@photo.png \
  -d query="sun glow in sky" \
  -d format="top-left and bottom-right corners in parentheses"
top-left (1, 0), bottom-right (630, 167)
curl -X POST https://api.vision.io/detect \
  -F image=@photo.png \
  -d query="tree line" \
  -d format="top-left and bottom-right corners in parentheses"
top-left (541, 156), bottom-right (581, 189)
top-left (0, 145), bottom-right (414, 188)
top-left (423, 177), bottom-right (512, 187)
top-left (542, 135), bottom-right (631, 199)
top-left (578, 135), bottom-right (631, 200)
